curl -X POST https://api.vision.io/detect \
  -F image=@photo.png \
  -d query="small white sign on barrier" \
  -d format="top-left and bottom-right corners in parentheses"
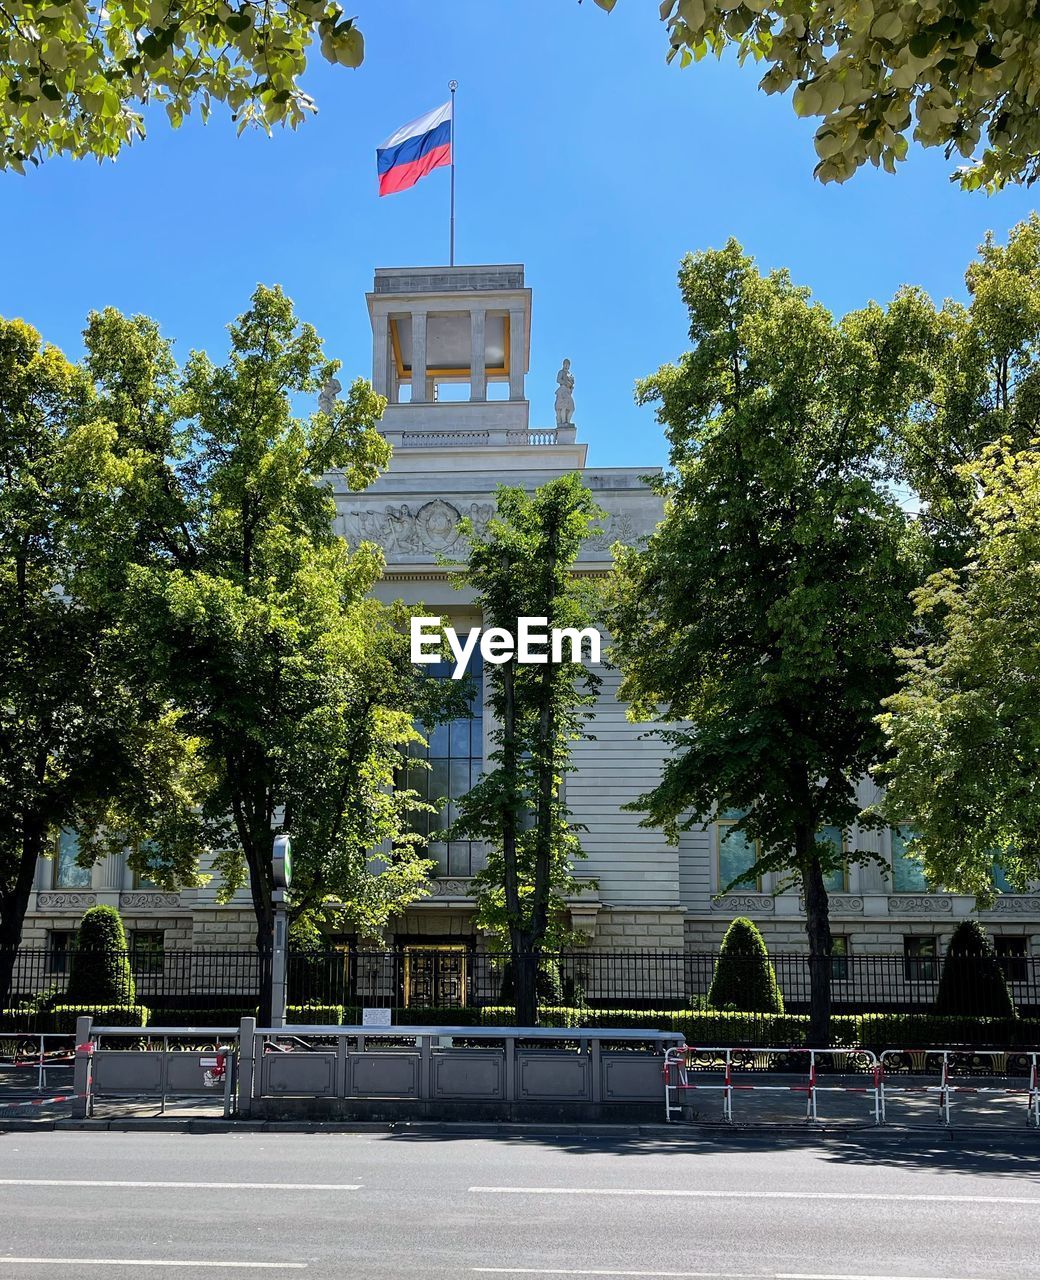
top-left (362, 1008), bottom-right (392, 1027)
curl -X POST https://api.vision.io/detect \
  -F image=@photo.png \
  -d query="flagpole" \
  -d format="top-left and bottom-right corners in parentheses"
top-left (448, 79), bottom-right (457, 266)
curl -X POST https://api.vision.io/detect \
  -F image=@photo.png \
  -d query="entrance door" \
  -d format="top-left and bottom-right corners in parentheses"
top-left (403, 946), bottom-right (468, 1008)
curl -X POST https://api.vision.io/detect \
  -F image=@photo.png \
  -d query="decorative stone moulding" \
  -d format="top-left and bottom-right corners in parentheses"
top-left (985, 896), bottom-right (1040, 913)
top-left (711, 894), bottom-right (774, 913)
top-left (797, 894), bottom-right (864, 914)
top-left (888, 895), bottom-right (953, 913)
top-left (119, 892), bottom-right (181, 910)
top-left (425, 878), bottom-right (475, 899)
top-left (36, 892), bottom-right (97, 910)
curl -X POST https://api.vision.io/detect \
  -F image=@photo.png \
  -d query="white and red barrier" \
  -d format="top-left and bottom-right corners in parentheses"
top-left (879, 1048), bottom-right (1040, 1128)
top-left (665, 1044), bottom-right (1040, 1127)
top-left (663, 1045), bottom-right (881, 1125)
top-left (0, 1034), bottom-right (76, 1092)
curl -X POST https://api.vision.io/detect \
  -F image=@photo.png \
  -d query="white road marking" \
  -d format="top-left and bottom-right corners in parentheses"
top-left (468, 1186), bottom-right (1040, 1206)
top-left (0, 1260), bottom-right (305, 1270)
top-left (0, 1179), bottom-right (360, 1191)
top-left (471, 1272), bottom-right (1003, 1280)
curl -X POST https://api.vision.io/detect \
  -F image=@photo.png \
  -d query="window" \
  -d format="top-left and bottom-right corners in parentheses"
top-left (830, 935), bottom-right (850, 982)
top-left (52, 830), bottom-right (91, 889)
top-left (717, 812), bottom-right (760, 892)
top-left (129, 930), bottom-right (164, 975)
top-left (995, 936), bottom-right (1028, 983)
top-left (48, 929), bottom-right (77, 975)
top-left (403, 654), bottom-right (485, 877)
top-left (903, 935), bottom-right (938, 982)
top-left (891, 828), bottom-right (928, 892)
top-left (817, 826), bottom-right (849, 893)
top-left (132, 868), bottom-right (157, 891)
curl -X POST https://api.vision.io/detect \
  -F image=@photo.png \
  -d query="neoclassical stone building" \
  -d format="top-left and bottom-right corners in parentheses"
top-left (20, 263), bottom-right (1040, 984)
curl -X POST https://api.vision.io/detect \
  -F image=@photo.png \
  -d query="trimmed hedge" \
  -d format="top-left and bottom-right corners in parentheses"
top-left (284, 1005), bottom-right (345, 1025)
top-left (935, 920), bottom-right (1015, 1018)
top-left (857, 1013), bottom-right (1040, 1048)
top-left (708, 918), bottom-right (785, 1014)
top-left (47, 1004), bottom-right (150, 1033)
top-left (478, 1006), bottom-right (860, 1046)
top-left (66, 907), bottom-right (136, 1006)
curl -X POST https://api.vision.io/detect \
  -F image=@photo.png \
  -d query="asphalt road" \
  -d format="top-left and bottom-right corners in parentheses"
top-left (0, 1128), bottom-right (1038, 1279)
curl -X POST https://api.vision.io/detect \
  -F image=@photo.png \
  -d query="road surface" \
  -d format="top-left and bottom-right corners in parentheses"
top-left (0, 1128), bottom-right (1037, 1278)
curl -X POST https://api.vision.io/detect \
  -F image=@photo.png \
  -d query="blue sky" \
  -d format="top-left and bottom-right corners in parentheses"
top-left (1, 0), bottom-right (1037, 470)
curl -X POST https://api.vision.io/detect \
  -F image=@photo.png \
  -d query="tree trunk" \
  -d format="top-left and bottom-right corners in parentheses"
top-left (511, 934), bottom-right (538, 1028)
top-left (802, 843), bottom-right (833, 1047)
top-left (0, 822), bottom-right (47, 1007)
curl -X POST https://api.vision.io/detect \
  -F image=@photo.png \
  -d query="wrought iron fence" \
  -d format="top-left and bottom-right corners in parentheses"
top-left (4, 946), bottom-right (1040, 1032)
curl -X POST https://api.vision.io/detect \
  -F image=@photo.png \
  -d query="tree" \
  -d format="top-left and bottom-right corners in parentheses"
top-left (593, 0), bottom-right (1040, 191)
top-left (65, 905), bottom-right (136, 1006)
top-left (0, 2), bottom-right (365, 172)
top-left (93, 287), bottom-right (444, 1021)
top-left (608, 240), bottom-right (923, 1045)
top-left (935, 919), bottom-right (1015, 1018)
top-left (885, 215), bottom-right (1040, 562)
top-left (0, 315), bottom-right (203, 1007)
top-left (707, 917), bottom-right (784, 1014)
top-left (449, 474), bottom-right (603, 1027)
top-left (878, 441), bottom-right (1040, 899)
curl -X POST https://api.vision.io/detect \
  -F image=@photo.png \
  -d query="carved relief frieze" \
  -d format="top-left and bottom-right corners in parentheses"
top-left (339, 499), bottom-right (494, 558)
top-left (711, 894), bottom-right (774, 913)
top-left (119, 892), bottom-right (182, 910)
top-left (36, 892), bottom-right (97, 911)
top-left (425, 878), bottom-right (475, 899)
top-left (985, 896), bottom-right (1040, 914)
top-left (889, 895), bottom-right (953, 913)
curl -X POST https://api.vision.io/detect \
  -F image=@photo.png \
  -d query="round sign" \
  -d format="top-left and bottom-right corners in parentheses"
top-left (272, 833), bottom-right (293, 889)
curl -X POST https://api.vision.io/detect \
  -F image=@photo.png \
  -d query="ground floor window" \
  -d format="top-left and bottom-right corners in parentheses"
top-left (830, 935), bottom-right (850, 981)
top-left (129, 930), bottom-right (165, 974)
top-left (47, 929), bottom-right (77, 974)
top-left (994, 935), bottom-right (1028, 982)
top-left (903, 935), bottom-right (938, 982)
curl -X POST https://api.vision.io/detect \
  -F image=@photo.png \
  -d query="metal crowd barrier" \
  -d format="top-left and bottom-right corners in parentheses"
top-left (0, 1033), bottom-right (75, 1093)
top-left (665, 1044), bottom-right (1040, 1127)
top-left (879, 1048), bottom-right (1040, 1127)
top-left (75, 1021), bottom-right (240, 1118)
top-left (663, 1045), bottom-right (882, 1125)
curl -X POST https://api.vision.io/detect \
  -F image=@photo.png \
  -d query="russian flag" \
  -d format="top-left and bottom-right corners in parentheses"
top-left (376, 101), bottom-right (452, 197)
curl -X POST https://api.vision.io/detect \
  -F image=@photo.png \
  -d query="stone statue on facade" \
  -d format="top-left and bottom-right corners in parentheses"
top-left (554, 359), bottom-right (575, 428)
top-left (318, 375), bottom-right (342, 416)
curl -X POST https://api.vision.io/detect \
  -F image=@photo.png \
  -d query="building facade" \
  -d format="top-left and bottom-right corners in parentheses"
top-left (19, 263), bottom-right (1040, 980)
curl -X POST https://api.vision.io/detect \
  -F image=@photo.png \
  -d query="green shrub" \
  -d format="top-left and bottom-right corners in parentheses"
top-left (857, 1013), bottom-right (1040, 1048)
top-left (47, 1004), bottom-right (149, 1033)
top-left (707, 917), bottom-right (785, 1014)
top-left (157, 1008), bottom-right (255, 1027)
top-left (283, 1004), bottom-right (344, 1025)
top-left (65, 906), bottom-right (136, 1006)
top-left (935, 920), bottom-right (1016, 1018)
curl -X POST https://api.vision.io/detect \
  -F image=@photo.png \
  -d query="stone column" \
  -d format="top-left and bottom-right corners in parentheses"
top-left (508, 308), bottom-right (525, 401)
top-left (371, 311), bottom-right (389, 398)
top-left (411, 310), bottom-right (428, 403)
top-left (469, 307), bottom-right (487, 401)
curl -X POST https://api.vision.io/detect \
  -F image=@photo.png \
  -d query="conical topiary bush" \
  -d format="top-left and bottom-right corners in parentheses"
top-left (65, 905), bottom-right (137, 1006)
top-left (707, 916), bottom-right (784, 1014)
top-left (935, 919), bottom-right (1015, 1018)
